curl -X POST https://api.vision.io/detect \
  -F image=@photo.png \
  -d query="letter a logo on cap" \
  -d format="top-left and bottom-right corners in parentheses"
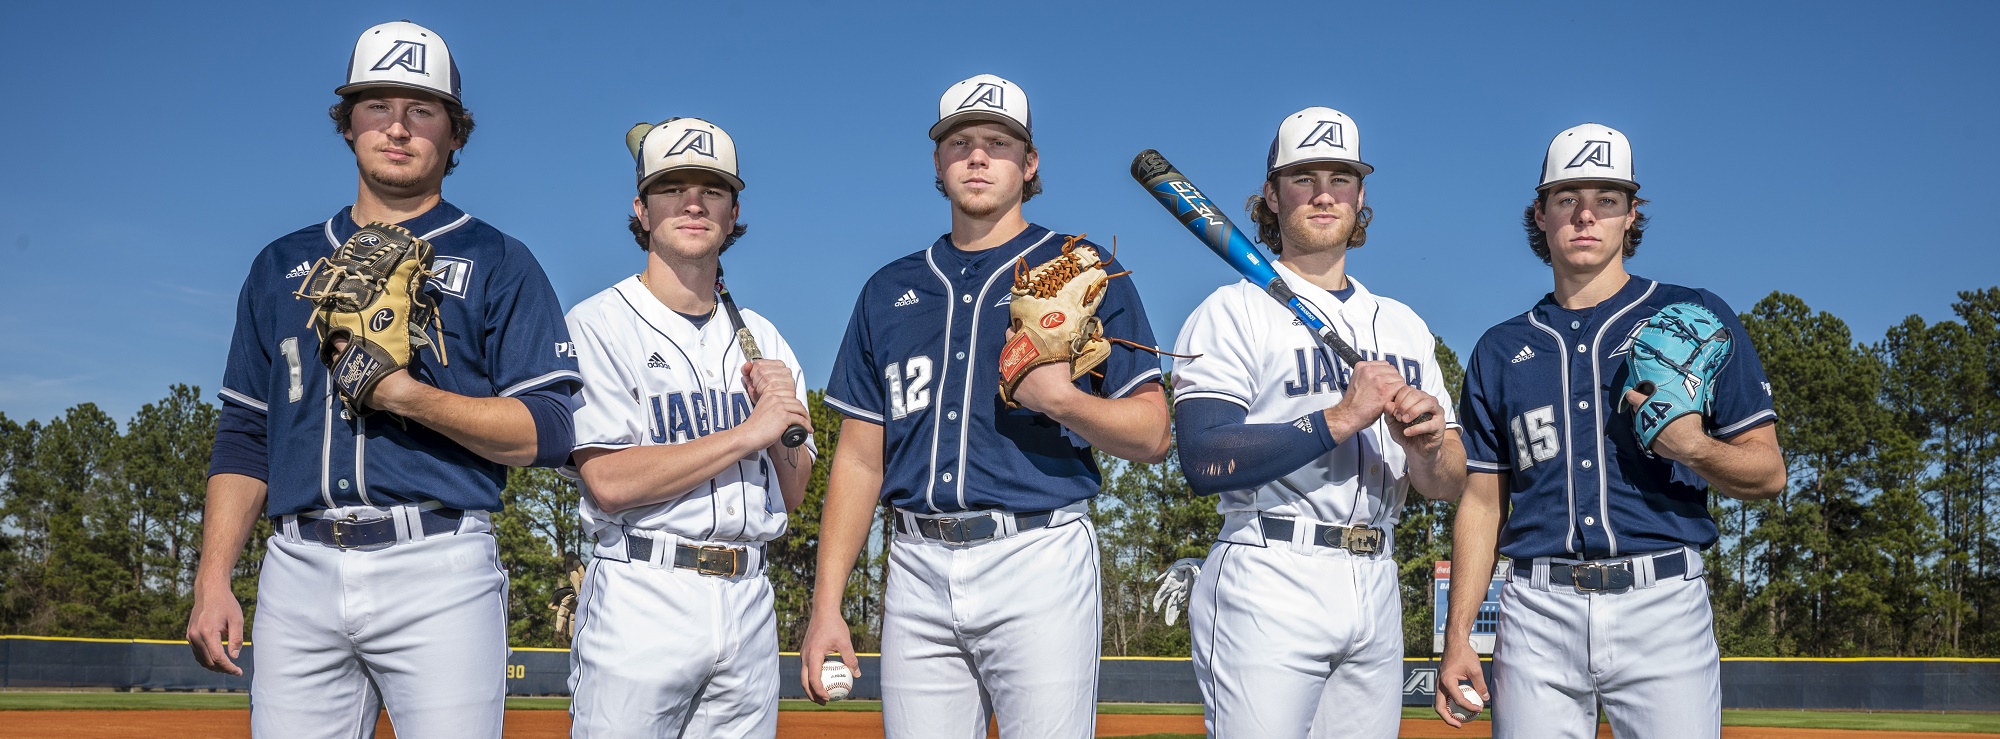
top-left (370, 40), bottom-right (428, 75)
top-left (666, 129), bottom-right (717, 159)
top-left (1566, 140), bottom-right (1613, 169)
top-left (1298, 121), bottom-right (1345, 149)
top-left (958, 83), bottom-right (1005, 111)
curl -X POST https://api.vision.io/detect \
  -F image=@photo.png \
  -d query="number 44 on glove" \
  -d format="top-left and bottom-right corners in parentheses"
top-left (1620, 302), bottom-right (1733, 452)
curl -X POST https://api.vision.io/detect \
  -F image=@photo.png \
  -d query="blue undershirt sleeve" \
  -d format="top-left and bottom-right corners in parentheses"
top-left (1175, 397), bottom-right (1338, 497)
top-left (518, 386), bottom-right (578, 469)
top-left (207, 403), bottom-right (269, 481)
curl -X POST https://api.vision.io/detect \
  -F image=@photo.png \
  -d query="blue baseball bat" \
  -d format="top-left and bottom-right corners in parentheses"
top-left (1130, 148), bottom-right (1431, 423)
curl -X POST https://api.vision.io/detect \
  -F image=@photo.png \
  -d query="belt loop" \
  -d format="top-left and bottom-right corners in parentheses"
top-left (651, 532), bottom-right (675, 568)
top-left (997, 511), bottom-right (1018, 538)
top-left (1634, 553), bottom-right (1658, 589)
top-left (1531, 557), bottom-right (1552, 591)
top-left (395, 506), bottom-right (419, 544)
top-left (1683, 546), bottom-right (1703, 578)
top-left (281, 514), bottom-right (302, 544)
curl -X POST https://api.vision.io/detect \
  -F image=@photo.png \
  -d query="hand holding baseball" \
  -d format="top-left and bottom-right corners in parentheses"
top-left (819, 657), bottom-right (853, 702)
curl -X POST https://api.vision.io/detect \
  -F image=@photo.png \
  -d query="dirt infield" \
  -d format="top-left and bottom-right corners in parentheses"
top-left (0, 710), bottom-right (1993, 738)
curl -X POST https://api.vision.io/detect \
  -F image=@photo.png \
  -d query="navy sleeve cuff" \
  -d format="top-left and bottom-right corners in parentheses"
top-left (208, 405), bottom-right (269, 481)
top-left (519, 386), bottom-right (579, 469)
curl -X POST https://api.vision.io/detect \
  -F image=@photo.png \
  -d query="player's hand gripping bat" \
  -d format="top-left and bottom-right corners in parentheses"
top-left (716, 269), bottom-right (808, 448)
top-left (1130, 148), bottom-right (1431, 425)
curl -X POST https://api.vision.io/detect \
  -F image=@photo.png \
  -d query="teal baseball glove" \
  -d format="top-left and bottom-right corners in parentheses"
top-left (1620, 302), bottom-right (1733, 451)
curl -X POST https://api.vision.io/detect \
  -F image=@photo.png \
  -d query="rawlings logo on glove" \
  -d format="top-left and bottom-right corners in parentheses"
top-left (998, 234), bottom-right (1189, 408)
top-left (294, 222), bottom-right (449, 413)
top-left (1620, 302), bottom-right (1733, 451)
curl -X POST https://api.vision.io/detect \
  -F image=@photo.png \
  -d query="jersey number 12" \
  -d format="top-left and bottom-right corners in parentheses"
top-left (885, 356), bottom-right (933, 420)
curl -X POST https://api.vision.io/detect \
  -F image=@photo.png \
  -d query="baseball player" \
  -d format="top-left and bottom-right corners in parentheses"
top-left (1161, 107), bottom-right (1463, 738)
top-left (562, 117), bottom-right (814, 738)
top-left (185, 20), bottom-right (581, 739)
top-left (798, 74), bottom-right (1172, 738)
top-left (1435, 123), bottom-right (1786, 738)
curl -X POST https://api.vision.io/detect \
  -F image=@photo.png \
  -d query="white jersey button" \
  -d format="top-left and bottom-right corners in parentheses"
top-left (1571, 320), bottom-right (1581, 330)
top-left (956, 352), bottom-right (966, 360)
top-left (1578, 401), bottom-right (1589, 410)
top-left (1584, 516), bottom-right (1597, 525)
top-left (962, 295), bottom-right (972, 304)
top-left (947, 411), bottom-right (959, 421)
top-left (337, 478), bottom-right (350, 490)
top-left (1577, 343), bottom-right (1587, 353)
top-left (1581, 460), bottom-right (1593, 469)
top-left (727, 507), bottom-right (736, 515)
top-left (942, 472), bottom-right (954, 483)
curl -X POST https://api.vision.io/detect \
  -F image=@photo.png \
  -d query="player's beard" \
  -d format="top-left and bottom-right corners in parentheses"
top-left (950, 179), bottom-right (1023, 220)
top-left (1278, 207), bottom-right (1357, 255)
top-left (358, 152), bottom-right (442, 192)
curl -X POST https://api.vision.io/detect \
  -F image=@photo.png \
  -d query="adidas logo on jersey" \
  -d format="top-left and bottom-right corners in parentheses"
top-left (1293, 416), bottom-right (1315, 434)
top-left (285, 261), bottom-right (313, 279)
top-left (646, 352), bottom-right (671, 369)
top-left (893, 290), bottom-right (920, 307)
top-left (1511, 346), bottom-right (1535, 364)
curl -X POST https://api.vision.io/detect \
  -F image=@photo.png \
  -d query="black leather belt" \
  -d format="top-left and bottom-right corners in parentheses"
top-left (284, 508), bottom-right (463, 549)
top-left (1260, 515), bottom-right (1384, 555)
top-left (1516, 551), bottom-right (1692, 592)
top-left (895, 510), bottom-right (1056, 543)
top-left (625, 537), bottom-right (751, 578)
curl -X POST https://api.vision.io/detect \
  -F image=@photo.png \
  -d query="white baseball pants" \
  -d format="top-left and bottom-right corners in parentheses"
top-left (567, 540), bottom-right (777, 739)
top-left (1191, 540), bottom-right (1404, 739)
top-left (249, 509), bottom-right (508, 739)
top-left (1492, 550), bottom-right (1721, 739)
top-left (879, 512), bottom-right (1100, 739)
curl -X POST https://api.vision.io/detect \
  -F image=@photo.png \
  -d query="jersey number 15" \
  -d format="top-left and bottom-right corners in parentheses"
top-left (1509, 405), bottom-right (1560, 469)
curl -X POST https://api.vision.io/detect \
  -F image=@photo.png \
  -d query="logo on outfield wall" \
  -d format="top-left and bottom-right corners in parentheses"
top-left (1299, 121), bottom-right (1345, 149)
top-left (958, 82), bottom-right (1005, 111)
top-left (370, 41), bottom-right (430, 76)
top-left (1566, 140), bottom-right (1614, 169)
top-left (1403, 668), bottom-right (1437, 696)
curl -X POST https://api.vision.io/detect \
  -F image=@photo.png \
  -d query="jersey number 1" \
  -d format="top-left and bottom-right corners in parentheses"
top-left (885, 356), bottom-right (933, 420)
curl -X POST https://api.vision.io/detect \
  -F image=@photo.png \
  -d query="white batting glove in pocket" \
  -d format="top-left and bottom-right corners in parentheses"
top-left (1150, 557), bottom-right (1205, 625)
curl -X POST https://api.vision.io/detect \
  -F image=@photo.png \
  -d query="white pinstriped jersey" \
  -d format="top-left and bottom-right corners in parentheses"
top-left (564, 276), bottom-right (813, 544)
top-left (1172, 266), bottom-right (1458, 530)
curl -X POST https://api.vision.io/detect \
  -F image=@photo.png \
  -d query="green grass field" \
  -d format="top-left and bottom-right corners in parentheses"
top-left (0, 692), bottom-right (1995, 733)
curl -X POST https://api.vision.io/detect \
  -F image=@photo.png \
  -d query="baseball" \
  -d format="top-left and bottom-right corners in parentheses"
top-left (820, 657), bottom-right (853, 702)
top-left (1448, 684), bottom-right (1483, 721)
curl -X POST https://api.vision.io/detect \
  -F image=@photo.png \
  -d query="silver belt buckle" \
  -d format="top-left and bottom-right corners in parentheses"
top-left (1571, 561), bottom-right (1634, 592)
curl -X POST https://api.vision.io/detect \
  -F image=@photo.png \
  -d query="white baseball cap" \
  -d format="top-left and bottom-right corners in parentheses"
top-left (627, 117), bottom-right (744, 192)
top-left (1267, 107), bottom-right (1372, 177)
top-left (336, 20), bottom-right (462, 104)
top-left (1539, 122), bottom-right (1638, 192)
top-left (929, 74), bottom-right (1032, 142)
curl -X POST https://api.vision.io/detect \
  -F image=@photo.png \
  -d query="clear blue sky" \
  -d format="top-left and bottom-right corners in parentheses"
top-left (1, 1), bottom-right (1993, 424)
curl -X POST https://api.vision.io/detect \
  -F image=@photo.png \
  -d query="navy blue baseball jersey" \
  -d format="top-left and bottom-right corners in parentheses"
top-left (210, 202), bottom-right (582, 516)
top-left (1458, 276), bottom-right (1775, 560)
top-left (824, 225), bottom-right (1162, 513)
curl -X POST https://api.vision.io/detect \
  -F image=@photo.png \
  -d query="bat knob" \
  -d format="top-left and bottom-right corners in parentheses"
top-left (781, 424), bottom-right (808, 448)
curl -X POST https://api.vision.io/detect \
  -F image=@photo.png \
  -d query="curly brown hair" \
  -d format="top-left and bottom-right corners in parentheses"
top-left (329, 93), bottom-right (475, 176)
top-left (1522, 192), bottom-right (1650, 265)
top-left (1244, 194), bottom-right (1372, 255)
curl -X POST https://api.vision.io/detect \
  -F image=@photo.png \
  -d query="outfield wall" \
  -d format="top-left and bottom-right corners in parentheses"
top-left (4, 637), bottom-right (1996, 711)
